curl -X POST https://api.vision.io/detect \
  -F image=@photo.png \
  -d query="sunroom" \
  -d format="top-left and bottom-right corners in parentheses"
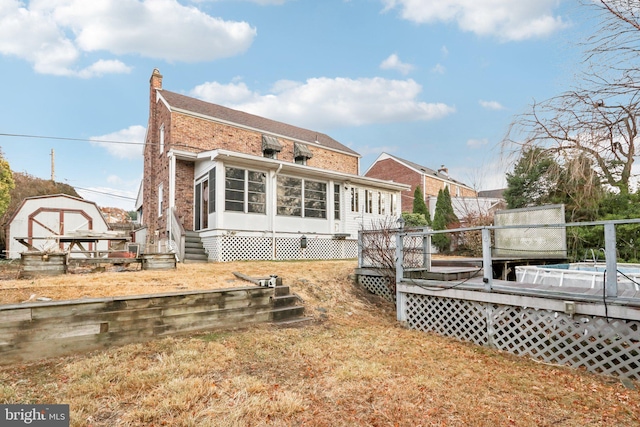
top-left (166, 149), bottom-right (409, 262)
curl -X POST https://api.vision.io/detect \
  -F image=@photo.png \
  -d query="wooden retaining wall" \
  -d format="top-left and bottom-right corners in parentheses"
top-left (0, 285), bottom-right (304, 364)
top-left (19, 252), bottom-right (68, 278)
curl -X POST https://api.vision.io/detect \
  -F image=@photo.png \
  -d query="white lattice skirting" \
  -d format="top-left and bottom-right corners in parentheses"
top-left (403, 293), bottom-right (640, 380)
top-left (202, 235), bottom-right (358, 262)
top-left (357, 274), bottom-right (396, 302)
top-left (358, 274), bottom-right (395, 302)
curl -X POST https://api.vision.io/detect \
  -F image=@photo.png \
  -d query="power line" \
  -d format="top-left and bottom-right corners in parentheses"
top-left (74, 186), bottom-right (137, 201)
top-left (0, 132), bottom-right (145, 146)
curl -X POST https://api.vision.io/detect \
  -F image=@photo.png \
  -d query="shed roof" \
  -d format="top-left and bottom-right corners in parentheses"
top-left (159, 90), bottom-right (360, 157)
top-left (6, 194), bottom-right (108, 229)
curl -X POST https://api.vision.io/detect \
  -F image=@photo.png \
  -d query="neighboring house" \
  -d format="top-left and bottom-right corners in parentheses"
top-left (6, 194), bottom-right (111, 258)
top-left (140, 69), bottom-right (409, 262)
top-left (364, 153), bottom-right (477, 215)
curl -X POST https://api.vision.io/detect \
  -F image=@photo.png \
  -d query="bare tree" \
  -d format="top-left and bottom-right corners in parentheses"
top-left (360, 218), bottom-right (424, 296)
top-left (581, 0), bottom-right (640, 96)
top-left (504, 1), bottom-right (640, 196)
top-left (505, 92), bottom-right (637, 195)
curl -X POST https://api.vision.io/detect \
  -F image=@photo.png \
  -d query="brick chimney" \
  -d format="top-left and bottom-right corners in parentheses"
top-left (150, 68), bottom-right (163, 91)
top-left (148, 68), bottom-right (163, 135)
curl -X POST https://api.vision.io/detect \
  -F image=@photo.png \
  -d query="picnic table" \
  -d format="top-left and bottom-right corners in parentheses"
top-left (14, 234), bottom-right (132, 259)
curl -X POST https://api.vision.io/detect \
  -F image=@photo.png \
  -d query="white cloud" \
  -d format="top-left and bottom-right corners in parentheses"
top-left (479, 100), bottom-right (505, 110)
top-left (467, 138), bottom-right (489, 148)
top-left (77, 60), bottom-right (132, 78)
top-left (0, 0), bottom-right (256, 76)
top-left (191, 77), bottom-right (455, 129)
top-left (441, 45), bottom-right (449, 57)
top-left (449, 158), bottom-right (507, 191)
top-left (380, 53), bottom-right (415, 75)
top-left (90, 125), bottom-right (146, 159)
top-left (431, 63), bottom-right (446, 74)
top-left (381, 0), bottom-right (569, 41)
top-left (245, 0), bottom-right (288, 4)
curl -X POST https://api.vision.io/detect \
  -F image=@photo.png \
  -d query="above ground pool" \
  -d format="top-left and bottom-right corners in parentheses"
top-left (515, 262), bottom-right (640, 291)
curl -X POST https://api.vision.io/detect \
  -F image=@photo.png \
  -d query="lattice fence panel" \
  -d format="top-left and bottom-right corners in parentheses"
top-left (201, 237), bottom-right (218, 261)
top-left (406, 294), bottom-right (488, 346)
top-left (275, 238), bottom-right (309, 260)
top-left (358, 274), bottom-right (395, 302)
top-left (200, 236), bottom-right (357, 262)
top-left (219, 236), bottom-right (273, 262)
top-left (491, 307), bottom-right (640, 378)
top-left (339, 240), bottom-right (358, 259)
top-left (402, 293), bottom-right (640, 380)
top-left (276, 238), bottom-right (358, 261)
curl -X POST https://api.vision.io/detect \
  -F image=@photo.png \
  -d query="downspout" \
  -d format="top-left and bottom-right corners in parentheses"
top-left (168, 151), bottom-right (176, 248)
top-left (169, 151), bottom-right (176, 212)
top-left (271, 164), bottom-right (283, 259)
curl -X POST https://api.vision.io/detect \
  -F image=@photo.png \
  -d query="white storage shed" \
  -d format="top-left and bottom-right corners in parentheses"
top-left (6, 194), bottom-right (111, 259)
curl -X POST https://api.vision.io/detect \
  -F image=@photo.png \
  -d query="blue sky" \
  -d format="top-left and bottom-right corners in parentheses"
top-left (0, 0), bottom-right (588, 210)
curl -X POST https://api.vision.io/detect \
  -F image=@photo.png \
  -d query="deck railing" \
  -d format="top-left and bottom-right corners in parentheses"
top-left (393, 218), bottom-right (640, 298)
top-left (381, 218), bottom-right (640, 380)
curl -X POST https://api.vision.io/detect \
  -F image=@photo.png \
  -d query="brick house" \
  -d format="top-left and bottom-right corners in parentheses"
top-left (364, 153), bottom-right (477, 218)
top-left (139, 69), bottom-right (409, 262)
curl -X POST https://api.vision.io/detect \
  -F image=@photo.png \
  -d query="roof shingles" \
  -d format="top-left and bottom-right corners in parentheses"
top-left (160, 90), bottom-right (359, 156)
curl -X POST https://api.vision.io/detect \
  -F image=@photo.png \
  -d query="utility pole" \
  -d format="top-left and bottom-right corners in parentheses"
top-left (50, 149), bottom-right (55, 181)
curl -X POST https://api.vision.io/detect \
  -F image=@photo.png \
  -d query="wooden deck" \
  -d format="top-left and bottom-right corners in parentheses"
top-left (401, 274), bottom-right (640, 306)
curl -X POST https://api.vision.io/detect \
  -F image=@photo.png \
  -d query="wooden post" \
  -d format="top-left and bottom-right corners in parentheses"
top-left (482, 228), bottom-right (493, 291)
top-left (422, 234), bottom-right (431, 271)
top-left (396, 231), bottom-right (406, 322)
top-left (604, 222), bottom-right (618, 298)
top-left (357, 230), bottom-right (363, 267)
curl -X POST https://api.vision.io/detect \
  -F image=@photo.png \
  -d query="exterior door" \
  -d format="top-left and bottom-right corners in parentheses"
top-left (194, 180), bottom-right (209, 231)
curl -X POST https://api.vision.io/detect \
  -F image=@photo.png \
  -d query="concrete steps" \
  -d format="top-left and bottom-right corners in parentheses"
top-left (268, 285), bottom-right (309, 326)
top-left (184, 231), bottom-right (208, 263)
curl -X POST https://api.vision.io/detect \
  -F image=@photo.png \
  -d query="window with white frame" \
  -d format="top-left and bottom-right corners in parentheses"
top-left (277, 176), bottom-right (326, 218)
top-left (277, 176), bottom-right (302, 216)
top-left (350, 187), bottom-right (359, 212)
top-left (247, 170), bottom-right (267, 213)
top-left (334, 184), bottom-right (340, 220)
top-left (379, 192), bottom-right (386, 215)
top-left (209, 168), bottom-right (216, 213)
top-left (364, 190), bottom-right (373, 214)
top-left (304, 180), bottom-right (327, 218)
top-left (224, 167), bottom-right (266, 213)
top-left (159, 124), bottom-right (165, 154)
top-left (391, 193), bottom-right (397, 216)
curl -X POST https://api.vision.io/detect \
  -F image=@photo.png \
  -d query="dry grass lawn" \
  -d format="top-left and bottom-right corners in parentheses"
top-left (0, 259), bottom-right (639, 426)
